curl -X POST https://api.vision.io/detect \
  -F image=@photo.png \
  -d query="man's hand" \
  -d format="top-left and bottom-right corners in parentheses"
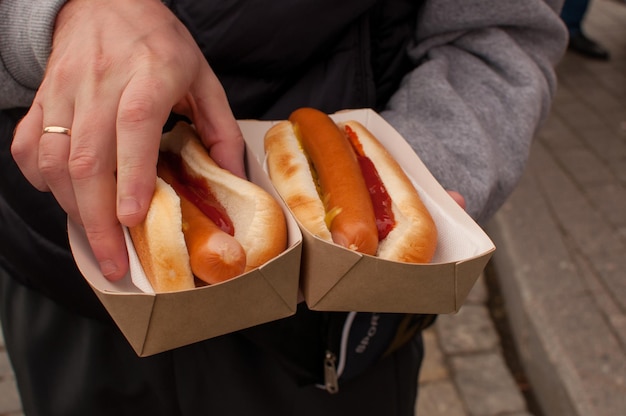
top-left (11, 0), bottom-right (245, 281)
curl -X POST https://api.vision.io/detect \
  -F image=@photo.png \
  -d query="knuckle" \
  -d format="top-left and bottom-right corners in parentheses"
top-left (118, 162), bottom-right (147, 183)
top-left (43, 61), bottom-right (75, 92)
top-left (38, 151), bottom-right (66, 178)
top-left (83, 219), bottom-right (124, 252)
top-left (88, 53), bottom-right (115, 82)
top-left (85, 225), bottom-right (110, 244)
top-left (67, 151), bottom-right (101, 181)
top-left (117, 91), bottom-right (160, 125)
top-left (10, 139), bottom-right (29, 165)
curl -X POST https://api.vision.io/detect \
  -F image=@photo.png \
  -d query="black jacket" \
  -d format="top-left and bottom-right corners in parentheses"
top-left (0, 0), bottom-right (417, 320)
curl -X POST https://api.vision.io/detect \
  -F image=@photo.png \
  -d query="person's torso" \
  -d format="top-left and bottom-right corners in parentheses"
top-left (0, 0), bottom-right (418, 318)
top-left (174, 0), bottom-right (418, 118)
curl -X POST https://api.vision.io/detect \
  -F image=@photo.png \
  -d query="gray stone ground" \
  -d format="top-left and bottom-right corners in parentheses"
top-left (486, 0), bottom-right (626, 414)
top-left (420, 1), bottom-right (626, 415)
top-left (0, 330), bottom-right (23, 416)
top-left (416, 275), bottom-right (533, 416)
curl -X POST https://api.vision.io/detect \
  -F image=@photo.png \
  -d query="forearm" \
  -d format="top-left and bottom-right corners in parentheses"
top-left (382, 0), bottom-right (567, 224)
top-left (0, 0), bottom-right (70, 109)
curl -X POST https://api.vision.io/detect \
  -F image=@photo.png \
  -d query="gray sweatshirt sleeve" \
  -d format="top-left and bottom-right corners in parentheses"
top-left (0, 0), bottom-right (69, 109)
top-left (381, 0), bottom-right (567, 224)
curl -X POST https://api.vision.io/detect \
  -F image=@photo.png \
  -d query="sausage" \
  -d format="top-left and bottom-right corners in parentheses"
top-left (288, 107), bottom-right (379, 255)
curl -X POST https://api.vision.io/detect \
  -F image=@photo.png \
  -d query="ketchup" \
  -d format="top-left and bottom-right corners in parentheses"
top-left (160, 152), bottom-right (235, 236)
top-left (344, 125), bottom-right (395, 241)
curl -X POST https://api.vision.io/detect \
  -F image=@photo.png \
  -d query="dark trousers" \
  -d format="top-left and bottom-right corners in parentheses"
top-left (0, 264), bottom-right (423, 416)
top-left (560, 0), bottom-right (590, 34)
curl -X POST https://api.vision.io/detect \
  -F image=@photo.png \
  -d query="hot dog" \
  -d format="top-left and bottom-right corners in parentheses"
top-left (129, 122), bottom-right (288, 292)
top-left (264, 108), bottom-right (437, 264)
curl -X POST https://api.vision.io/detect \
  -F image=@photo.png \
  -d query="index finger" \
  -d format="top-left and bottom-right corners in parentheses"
top-left (115, 77), bottom-right (171, 228)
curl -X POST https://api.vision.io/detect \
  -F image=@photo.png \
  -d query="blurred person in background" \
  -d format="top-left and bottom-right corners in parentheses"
top-left (561, 0), bottom-right (611, 59)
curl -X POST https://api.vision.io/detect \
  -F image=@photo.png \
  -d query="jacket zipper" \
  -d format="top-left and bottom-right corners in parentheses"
top-left (320, 311), bottom-right (358, 394)
top-left (323, 350), bottom-right (339, 394)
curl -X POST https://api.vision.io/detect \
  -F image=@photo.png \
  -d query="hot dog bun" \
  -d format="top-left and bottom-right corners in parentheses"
top-left (129, 122), bottom-right (288, 292)
top-left (129, 176), bottom-right (196, 292)
top-left (263, 120), bottom-right (332, 242)
top-left (264, 108), bottom-right (437, 264)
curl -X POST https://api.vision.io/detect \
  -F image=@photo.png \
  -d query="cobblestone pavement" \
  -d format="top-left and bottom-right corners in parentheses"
top-left (485, 1), bottom-right (626, 415)
top-left (416, 274), bottom-right (534, 416)
top-left (418, 1), bottom-right (625, 415)
top-left (0, 330), bottom-right (23, 416)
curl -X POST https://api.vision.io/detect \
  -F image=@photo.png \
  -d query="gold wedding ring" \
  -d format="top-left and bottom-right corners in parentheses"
top-left (42, 126), bottom-right (72, 136)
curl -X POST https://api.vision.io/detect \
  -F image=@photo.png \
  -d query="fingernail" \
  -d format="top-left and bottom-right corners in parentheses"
top-left (118, 196), bottom-right (141, 217)
top-left (100, 259), bottom-right (119, 278)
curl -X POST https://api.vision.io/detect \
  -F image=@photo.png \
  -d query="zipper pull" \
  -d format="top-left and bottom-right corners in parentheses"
top-left (324, 350), bottom-right (339, 394)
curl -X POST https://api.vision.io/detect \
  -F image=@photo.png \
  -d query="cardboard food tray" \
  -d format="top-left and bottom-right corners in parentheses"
top-left (240, 108), bottom-right (495, 314)
top-left (68, 139), bottom-right (303, 357)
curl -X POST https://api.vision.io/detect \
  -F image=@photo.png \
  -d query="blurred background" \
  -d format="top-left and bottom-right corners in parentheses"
top-left (418, 0), bottom-right (626, 415)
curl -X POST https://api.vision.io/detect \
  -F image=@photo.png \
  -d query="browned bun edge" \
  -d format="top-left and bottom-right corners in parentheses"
top-left (162, 122), bottom-right (288, 271)
top-left (337, 120), bottom-right (438, 263)
top-left (128, 177), bottom-right (196, 292)
top-left (264, 121), bottom-right (332, 242)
